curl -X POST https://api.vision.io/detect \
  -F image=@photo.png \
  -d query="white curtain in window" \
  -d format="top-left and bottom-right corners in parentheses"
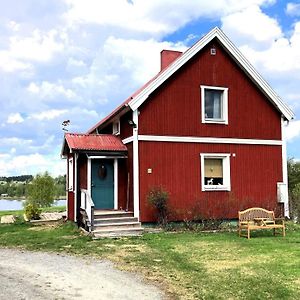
top-left (213, 93), bottom-right (221, 119)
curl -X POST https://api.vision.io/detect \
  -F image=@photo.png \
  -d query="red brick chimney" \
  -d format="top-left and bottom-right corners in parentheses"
top-left (160, 50), bottom-right (182, 71)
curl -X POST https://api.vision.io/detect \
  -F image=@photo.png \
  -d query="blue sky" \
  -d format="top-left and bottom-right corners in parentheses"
top-left (0, 0), bottom-right (299, 176)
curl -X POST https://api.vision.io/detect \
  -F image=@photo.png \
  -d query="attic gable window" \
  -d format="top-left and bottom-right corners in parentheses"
top-left (200, 153), bottom-right (231, 191)
top-left (201, 85), bottom-right (228, 124)
top-left (112, 120), bottom-right (120, 135)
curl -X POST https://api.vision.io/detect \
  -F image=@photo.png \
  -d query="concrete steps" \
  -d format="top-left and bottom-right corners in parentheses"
top-left (84, 210), bottom-right (143, 238)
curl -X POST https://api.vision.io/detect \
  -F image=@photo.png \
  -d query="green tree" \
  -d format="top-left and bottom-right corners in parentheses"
top-left (26, 172), bottom-right (55, 207)
top-left (288, 159), bottom-right (300, 221)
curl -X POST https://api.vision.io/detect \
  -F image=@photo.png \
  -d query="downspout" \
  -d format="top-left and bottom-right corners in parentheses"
top-left (281, 117), bottom-right (289, 218)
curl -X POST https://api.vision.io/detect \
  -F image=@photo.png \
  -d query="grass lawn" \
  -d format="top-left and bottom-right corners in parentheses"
top-left (0, 220), bottom-right (299, 299)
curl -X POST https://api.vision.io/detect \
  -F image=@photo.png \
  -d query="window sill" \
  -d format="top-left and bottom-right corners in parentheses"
top-left (203, 186), bottom-right (230, 192)
top-left (203, 119), bottom-right (227, 125)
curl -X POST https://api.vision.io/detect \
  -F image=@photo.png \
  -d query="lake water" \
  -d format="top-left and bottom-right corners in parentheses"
top-left (0, 199), bottom-right (66, 211)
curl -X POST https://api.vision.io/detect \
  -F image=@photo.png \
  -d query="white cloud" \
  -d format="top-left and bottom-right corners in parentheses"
top-left (27, 81), bottom-right (76, 99)
top-left (286, 2), bottom-right (300, 16)
top-left (238, 21), bottom-right (300, 74)
top-left (0, 51), bottom-right (32, 72)
top-left (6, 21), bottom-right (20, 32)
top-left (29, 109), bottom-right (68, 121)
top-left (9, 29), bottom-right (65, 62)
top-left (102, 36), bottom-right (187, 83)
top-left (64, 0), bottom-right (274, 36)
top-left (0, 153), bottom-right (65, 177)
top-left (285, 120), bottom-right (300, 142)
top-left (7, 113), bottom-right (24, 124)
top-left (222, 5), bottom-right (282, 49)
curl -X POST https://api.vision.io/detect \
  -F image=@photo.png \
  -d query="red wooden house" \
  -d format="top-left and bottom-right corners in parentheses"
top-left (61, 27), bottom-right (294, 236)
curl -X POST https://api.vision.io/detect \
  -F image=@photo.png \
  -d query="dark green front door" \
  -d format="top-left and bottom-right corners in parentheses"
top-left (91, 159), bottom-right (114, 209)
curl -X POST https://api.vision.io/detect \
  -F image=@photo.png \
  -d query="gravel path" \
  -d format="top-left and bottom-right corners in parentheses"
top-left (0, 248), bottom-right (164, 300)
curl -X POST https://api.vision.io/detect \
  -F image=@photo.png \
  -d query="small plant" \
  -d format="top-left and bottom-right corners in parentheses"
top-left (147, 186), bottom-right (169, 226)
top-left (24, 202), bottom-right (41, 220)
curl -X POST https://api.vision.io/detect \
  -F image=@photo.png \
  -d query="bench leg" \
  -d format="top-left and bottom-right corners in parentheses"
top-left (247, 227), bottom-right (250, 239)
top-left (283, 226), bottom-right (286, 237)
top-left (273, 228), bottom-right (276, 236)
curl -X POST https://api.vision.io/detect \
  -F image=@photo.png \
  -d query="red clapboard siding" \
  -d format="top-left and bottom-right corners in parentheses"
top-left (67, 192), bottom-right (75, 221)
top-left (139, 39), bottom-right (281, 140)
top-left (78, 156), bottom-right (87, 190)
top-left (119, 111), bottom-right (133, 140)
top-left (138, 141), bottom-right (283, 222)
top-left (118, 158), bottom-right (128, 210)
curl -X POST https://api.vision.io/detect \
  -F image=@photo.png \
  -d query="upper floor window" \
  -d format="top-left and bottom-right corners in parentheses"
top-left (112, 120), bottom-right (120, 135)
top-left (201, 85), bottom-right (228, 124)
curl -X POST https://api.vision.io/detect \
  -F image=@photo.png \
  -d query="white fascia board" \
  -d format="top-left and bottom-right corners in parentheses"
top-left (128, 27), bottom-right (294, 121)
top-left (138, 135), bottom-right (282, 146)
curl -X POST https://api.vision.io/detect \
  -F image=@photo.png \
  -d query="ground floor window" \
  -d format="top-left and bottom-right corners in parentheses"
top-left (200, 153), bottom-right (231, 191)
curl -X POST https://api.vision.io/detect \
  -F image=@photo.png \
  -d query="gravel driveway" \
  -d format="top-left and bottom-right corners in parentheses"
top-left (0, 248), bottom-right (164, 300)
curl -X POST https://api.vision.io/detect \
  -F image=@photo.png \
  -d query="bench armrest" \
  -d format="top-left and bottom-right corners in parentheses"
top-left (274, 218), bottom-right (285, 224)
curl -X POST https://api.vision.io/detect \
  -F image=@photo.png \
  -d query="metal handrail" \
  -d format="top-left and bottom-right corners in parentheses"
top-left (80, 189), bottom-right (95, 231)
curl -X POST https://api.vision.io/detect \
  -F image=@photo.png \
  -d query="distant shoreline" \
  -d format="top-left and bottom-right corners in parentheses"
top-left (0, 196), bottom-right (66, 201)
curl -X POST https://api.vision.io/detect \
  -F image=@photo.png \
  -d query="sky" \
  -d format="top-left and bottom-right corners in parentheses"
top-left (0, 0), bottom-right (300, 177)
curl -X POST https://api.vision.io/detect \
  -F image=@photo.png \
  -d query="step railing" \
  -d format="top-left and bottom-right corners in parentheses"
top-left (80, 189), bottom-right (95, 231)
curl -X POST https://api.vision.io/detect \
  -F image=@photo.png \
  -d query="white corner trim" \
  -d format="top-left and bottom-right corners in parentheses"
top-left (87, 158), bottom-right (91, 200)
top-left (128, 27), bottom-right (294, 121)
top-left (132, 110), bottom-right (140, 220)
top-left (138, 135), bottom-right (282, 146)
top-left (200, 85), bottom-right (228, 125)
top-left (114, 158), bottom-right (118, 210)
top-left (122, 136), bottom-right (134, 144)
top-left (200, 153), bottom-right (231, 192)
top-left (281, 117), bottom-right (289, 217)
top-left (74, 153), bottom-right (78, 221)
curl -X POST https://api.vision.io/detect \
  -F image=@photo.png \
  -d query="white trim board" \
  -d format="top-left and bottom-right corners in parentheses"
top-left (122, 136), bottom-right (134, 144)
top-left (128, 27), bottom-right (294, 121)
top-left (132, 110), bottom-right (140, 220)
top-left (138, 135), bottom-right (282, 146)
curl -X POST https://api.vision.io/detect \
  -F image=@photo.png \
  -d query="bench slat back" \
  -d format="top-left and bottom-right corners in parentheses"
top-left (239, 208), bottom-right (274, 221)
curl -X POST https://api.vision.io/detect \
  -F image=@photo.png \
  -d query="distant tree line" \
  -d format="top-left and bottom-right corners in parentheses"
top-left (288, 159), bottom-right (300, 221)
top-left (0, 174), bottom-right (66, 199)
top-left (0, 175), bottom-right (33, 182)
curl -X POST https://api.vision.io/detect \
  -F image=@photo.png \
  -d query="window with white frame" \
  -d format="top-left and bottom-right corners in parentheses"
top-left (201, 85), bottom-right (228, 124)
top-left (68, 157), bottom-right (73, 191)
top-left (112, 120), bottom-right (120, 135)
top-left (200, 153), bottom-right (231, 191)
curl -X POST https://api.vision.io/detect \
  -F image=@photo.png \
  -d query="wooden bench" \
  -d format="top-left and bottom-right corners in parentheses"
top-left (238, 207), bottom-right (285, 239)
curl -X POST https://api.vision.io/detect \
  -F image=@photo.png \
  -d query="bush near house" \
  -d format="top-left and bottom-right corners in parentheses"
top-left (147, 186), bottom-right (169, 225)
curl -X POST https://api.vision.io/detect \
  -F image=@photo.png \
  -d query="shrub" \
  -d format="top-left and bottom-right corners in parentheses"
top-left (147, 186), bottom-right (169, 225)
top-left (24, 202), bottom-right (41, 220)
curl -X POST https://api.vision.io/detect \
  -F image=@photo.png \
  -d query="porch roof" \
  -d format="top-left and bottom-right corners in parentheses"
top-left (63, 133), bottom-right (127, 154)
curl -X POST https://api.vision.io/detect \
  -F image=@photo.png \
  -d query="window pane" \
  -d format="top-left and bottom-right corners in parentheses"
top-left (205, 90), bottom-right (222, 119)
top-left (204, 158), bottom-right (223, 185)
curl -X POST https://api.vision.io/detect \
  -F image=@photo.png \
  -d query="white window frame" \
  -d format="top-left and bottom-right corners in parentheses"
top-left (200, 153), bottom-right (231, 191)
top-left (68, 157), bottom-right (74, 191)
top-left (112, 119), bottom-right (120, 135)
top-left (201, 85), bottom-right (228, 124)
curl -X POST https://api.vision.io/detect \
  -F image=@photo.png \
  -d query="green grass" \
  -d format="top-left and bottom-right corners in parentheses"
top-left (0, 221), bottom-right (299, 299)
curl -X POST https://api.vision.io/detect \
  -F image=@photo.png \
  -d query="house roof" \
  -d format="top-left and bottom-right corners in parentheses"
top-left (63, 133), bottom-right (127, 153)
top-left (87, 27), bottom-right (294, 134)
